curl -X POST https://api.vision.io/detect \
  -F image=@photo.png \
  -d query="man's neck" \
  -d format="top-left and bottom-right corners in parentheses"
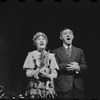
top-left (63, 43), bottom-right (72, 49)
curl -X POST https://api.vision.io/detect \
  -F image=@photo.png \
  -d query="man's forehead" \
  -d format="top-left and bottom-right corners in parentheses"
top-left (63, 29), bottom-right (72, 34)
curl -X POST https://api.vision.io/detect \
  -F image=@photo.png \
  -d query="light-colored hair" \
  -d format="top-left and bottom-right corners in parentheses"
top-left (60, 28), bottom-right (73, 38)
top-left (32, 32), bottom-right (48, 45)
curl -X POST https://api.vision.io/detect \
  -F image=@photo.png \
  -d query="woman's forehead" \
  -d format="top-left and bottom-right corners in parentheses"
top-left (37, 35), bottom-right (46, 39)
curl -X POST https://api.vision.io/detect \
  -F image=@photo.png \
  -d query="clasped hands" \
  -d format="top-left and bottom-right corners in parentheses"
top-left (26, 67), bottom-right (50, 79)
top-left (66, 62), bottom-right (80, 72)
top-left (39, 67), bottom-right (50, 78)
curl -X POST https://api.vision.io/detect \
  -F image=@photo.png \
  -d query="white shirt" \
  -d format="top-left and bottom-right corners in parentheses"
top-left (63, 43), bottom-right (72, 50)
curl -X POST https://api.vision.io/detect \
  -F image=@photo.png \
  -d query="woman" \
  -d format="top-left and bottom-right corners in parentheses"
top-left (23, 32), bottom-right (59, 99)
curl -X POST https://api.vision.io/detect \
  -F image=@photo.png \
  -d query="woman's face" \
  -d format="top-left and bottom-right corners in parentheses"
top-left (35, 36), bottom-right (47, 50)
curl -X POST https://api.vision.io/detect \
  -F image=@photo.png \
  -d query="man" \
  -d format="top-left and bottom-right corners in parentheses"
top-left (53, 28), bottom-right (88, 99)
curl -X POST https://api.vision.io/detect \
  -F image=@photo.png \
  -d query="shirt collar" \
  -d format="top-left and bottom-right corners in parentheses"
top-left (63, 43), bottom-right (72, 50)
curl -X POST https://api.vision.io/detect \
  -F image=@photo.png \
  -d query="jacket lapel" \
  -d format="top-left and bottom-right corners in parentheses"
top-left (58, 46), bottom-right (70, 62)
top-left (70, 46), bottom-right (78, 62)
top-left (58, 46), bottom-right (78, 62)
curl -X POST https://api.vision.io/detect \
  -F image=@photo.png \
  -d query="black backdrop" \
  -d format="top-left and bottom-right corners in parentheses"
top-left (0, 0), bottom-right (100, 99)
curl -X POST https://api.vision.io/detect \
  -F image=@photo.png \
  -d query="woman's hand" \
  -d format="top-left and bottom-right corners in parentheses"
top-left (26, 69), bottom-right (34, 77)
top-left (39, 69), bottom-right (50, 78)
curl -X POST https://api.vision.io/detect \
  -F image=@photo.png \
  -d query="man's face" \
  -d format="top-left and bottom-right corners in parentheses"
top-left (61, 29), bottom-right (74, 45)
top-left (36, 36), bottom-right (47, 50)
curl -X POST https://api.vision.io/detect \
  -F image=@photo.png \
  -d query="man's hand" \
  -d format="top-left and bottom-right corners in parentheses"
top-left (66, 62), bottom-right (80, 72)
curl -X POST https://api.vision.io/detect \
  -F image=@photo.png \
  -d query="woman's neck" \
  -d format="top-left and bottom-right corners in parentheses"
top-left (38, 48), bottom-right (45, 52)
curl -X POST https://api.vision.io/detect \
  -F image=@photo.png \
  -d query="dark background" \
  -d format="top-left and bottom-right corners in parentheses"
top-left (0, 0), bottom-right (100, 99)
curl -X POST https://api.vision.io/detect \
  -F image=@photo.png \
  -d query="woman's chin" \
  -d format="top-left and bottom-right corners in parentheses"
top-left (38, 48), bottom-right (45, 51)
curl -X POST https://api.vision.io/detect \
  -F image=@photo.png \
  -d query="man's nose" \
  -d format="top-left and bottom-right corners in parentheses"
top-left (67, 34), bottom-right (70, 37)
top-left (67, 33), bottom-right (71, 36)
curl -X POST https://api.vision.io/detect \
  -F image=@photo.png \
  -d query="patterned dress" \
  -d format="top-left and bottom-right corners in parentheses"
top-left (23, 50), bottom-right (59, 99)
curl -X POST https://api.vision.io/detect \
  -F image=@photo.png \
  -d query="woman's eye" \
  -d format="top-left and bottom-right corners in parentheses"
top-left (37, 38), bottom-right (40, 40)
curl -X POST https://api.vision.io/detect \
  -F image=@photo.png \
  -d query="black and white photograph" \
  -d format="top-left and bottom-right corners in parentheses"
top-left (0, 0), bottom-right (100, 99)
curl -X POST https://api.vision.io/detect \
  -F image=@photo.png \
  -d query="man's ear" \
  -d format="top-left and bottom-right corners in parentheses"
top-left (72, 34), bottom-right (74, 40)
top-left (60, 36), bottom-right (62, 40)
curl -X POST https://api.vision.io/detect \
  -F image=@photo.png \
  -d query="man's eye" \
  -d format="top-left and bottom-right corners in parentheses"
top-left (63, 33), bottom-right (67, 35)
top-left (69, 32), bottom-right (72, 35)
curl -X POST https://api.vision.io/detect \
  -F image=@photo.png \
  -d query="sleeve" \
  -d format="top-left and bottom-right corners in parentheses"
top-left (23, 53), bottom-right (38, 78)
top-left (49, 69), bottom-right (58, 79)
top-left (50, 54), bottom-right (59, 70)
top-left (48, 54), bottom-right (59, 79)
top-left (23, 53), bottom-right (35, 70)
top-left (79, 49), bottom-right (88, 74)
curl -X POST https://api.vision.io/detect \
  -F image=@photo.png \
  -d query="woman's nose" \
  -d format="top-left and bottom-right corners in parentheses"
top-left (40, 40), bottom-right (43, 42)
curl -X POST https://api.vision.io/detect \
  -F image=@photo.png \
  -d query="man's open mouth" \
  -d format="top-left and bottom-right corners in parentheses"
top-left (67, 37), bottom-right (70, 40)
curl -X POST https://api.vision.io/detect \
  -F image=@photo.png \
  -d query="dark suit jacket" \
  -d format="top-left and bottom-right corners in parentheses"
top-left (53, 46), bottom-right (88, 93)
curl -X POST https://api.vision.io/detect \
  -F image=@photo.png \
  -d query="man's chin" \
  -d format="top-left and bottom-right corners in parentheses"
top-left (64, 40), bottom-right (72, 45)
top-left (65, 42), bottom-right (71, 45)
